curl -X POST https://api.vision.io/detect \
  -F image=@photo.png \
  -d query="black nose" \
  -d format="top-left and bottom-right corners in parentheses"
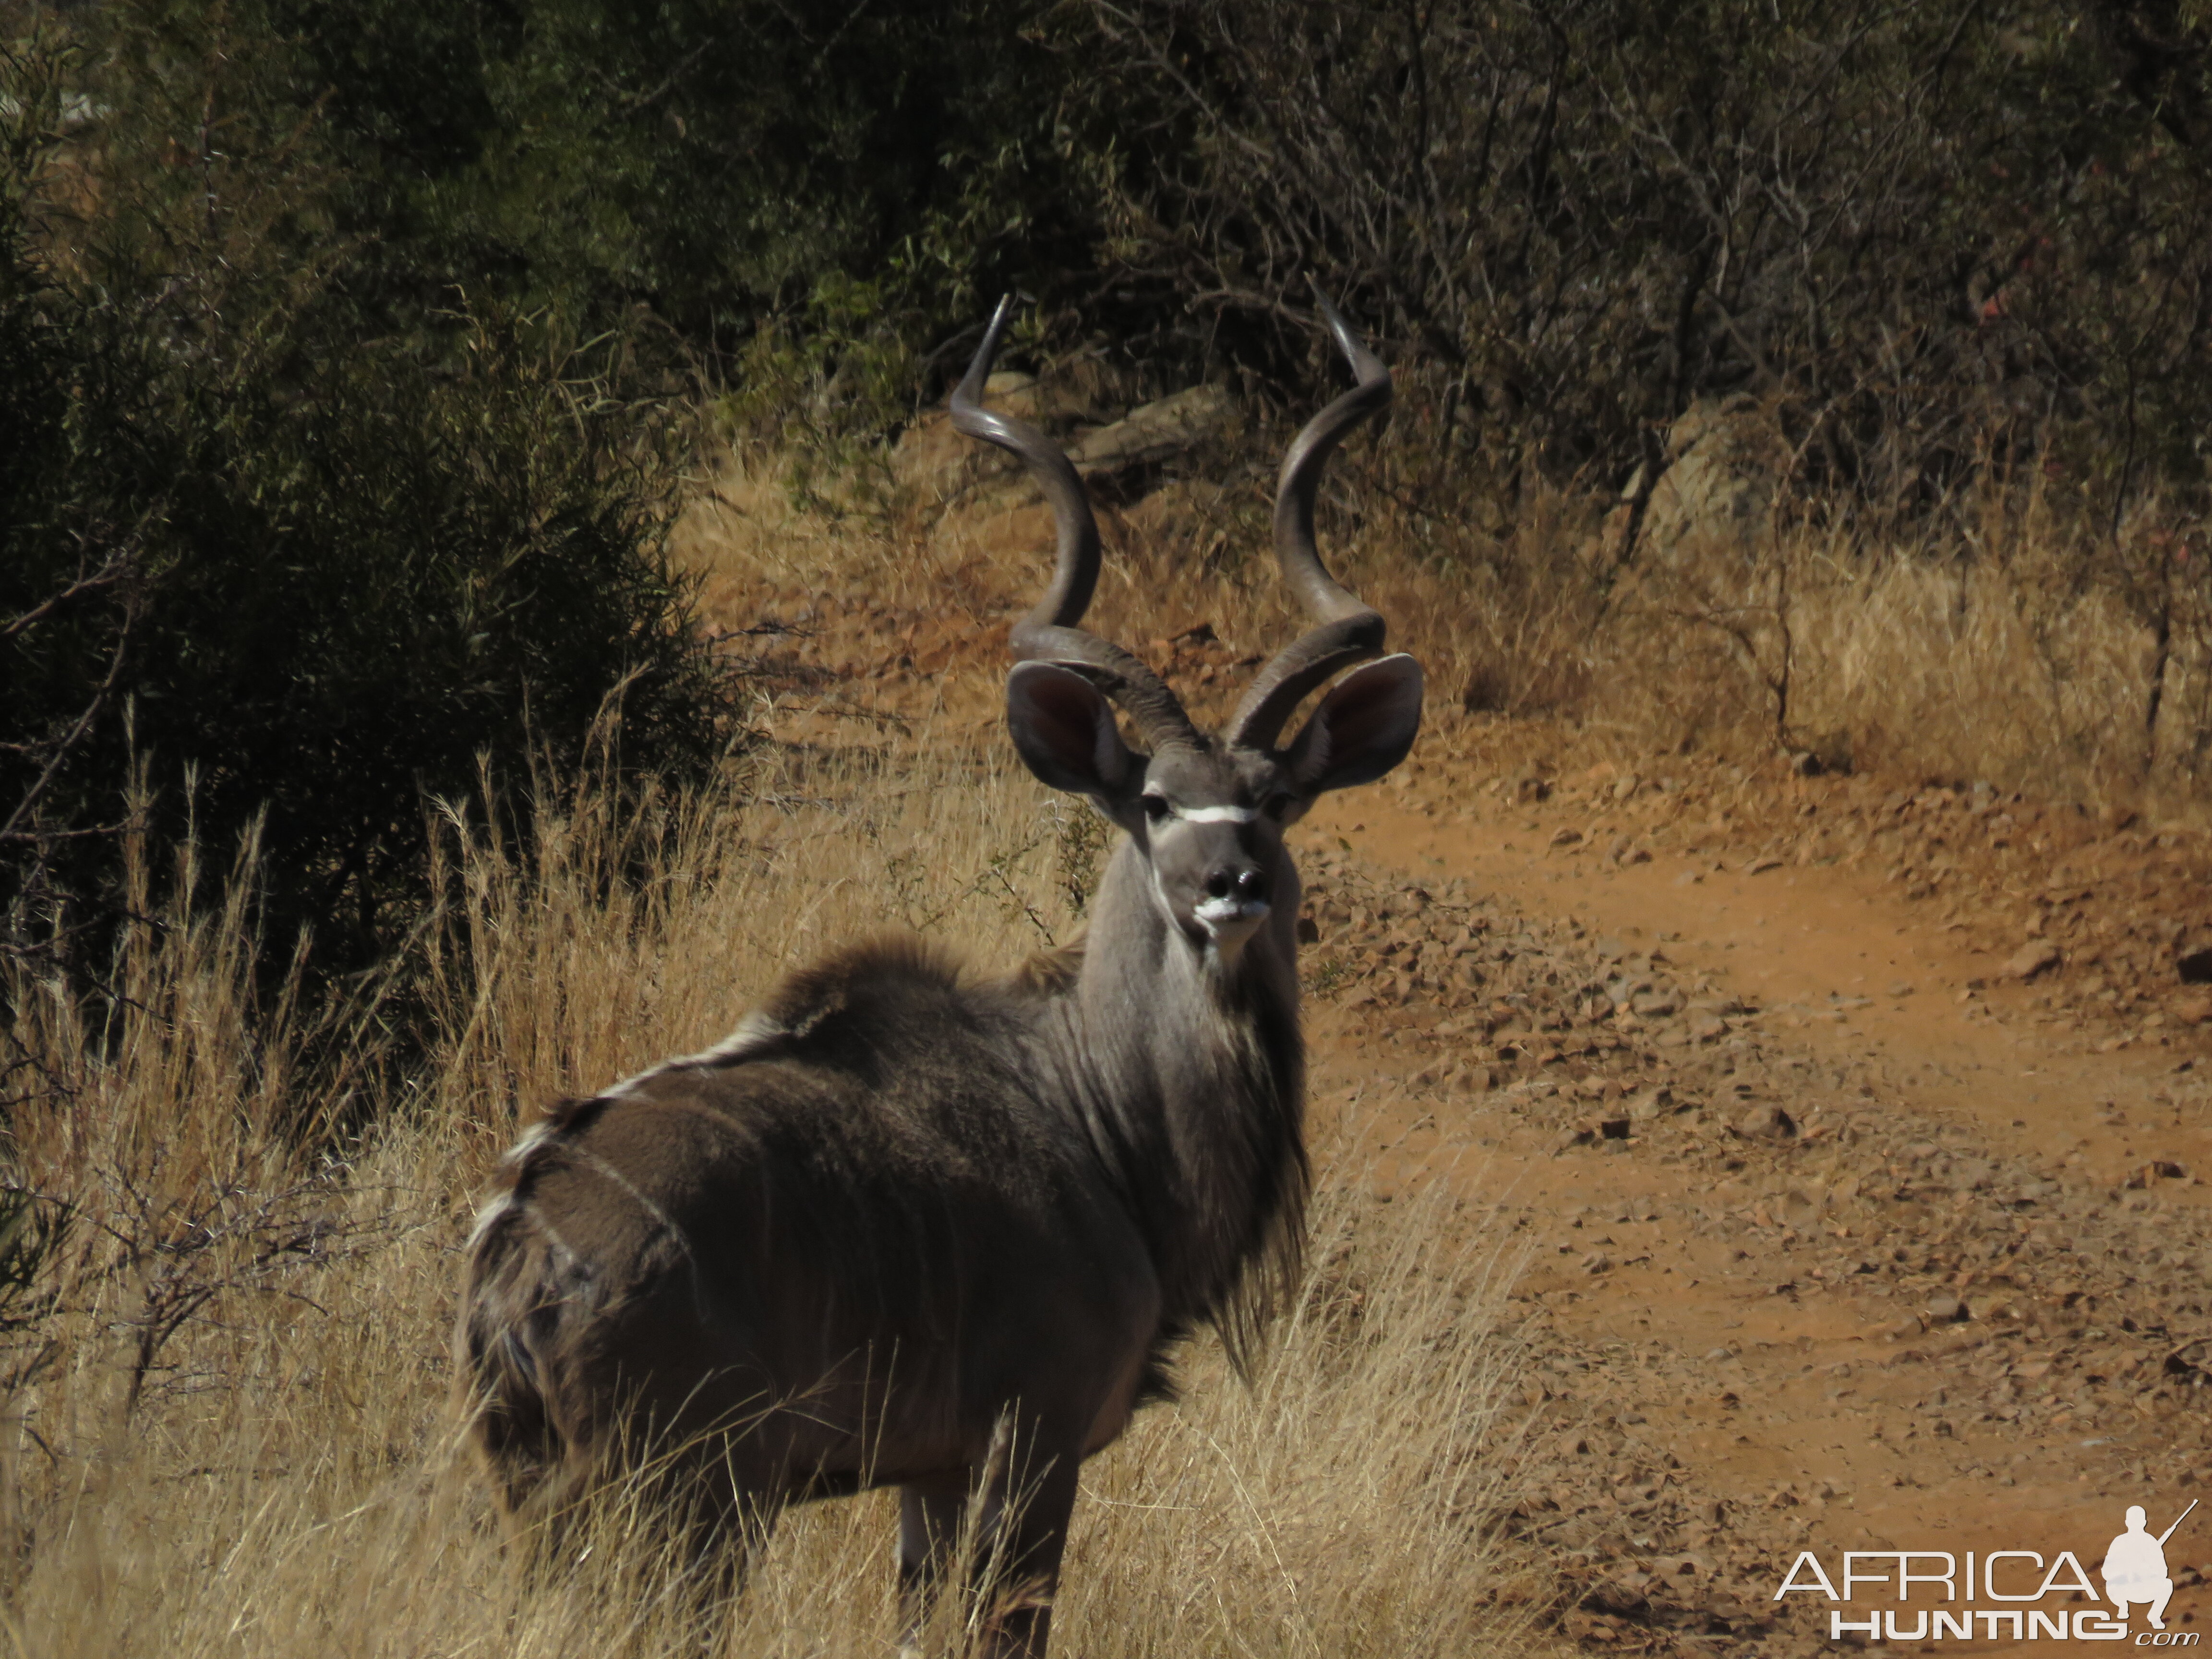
top-left (1204, 866), bottom-right (1268, 903)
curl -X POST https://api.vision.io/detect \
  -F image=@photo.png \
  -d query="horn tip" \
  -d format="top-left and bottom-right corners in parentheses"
top-left (956, 296), bottom-right (1023, 409)
top-left (1307, 279), bottom-right (1358, 361)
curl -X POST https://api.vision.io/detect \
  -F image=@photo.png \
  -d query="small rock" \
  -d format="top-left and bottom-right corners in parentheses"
top-left (2176, 996), bottom-right (2212, 1025)
top-left (1927, 1293), bottom-right (1966, 1322)
top-left (2125, 1159), bottom-right (2189, 1188)
top-left (1887, 981), bottom-right (1915, 998)
top-left (1628, 1086), bottom-right (1674, 1121)
top-left (1690, 1013), bottom-right (1728, 1041)
top-left (1734, 1104), bottom-right (1798, 1140)
top-left (1583, 1580), bottom-right (1649, 1617)
top-left (1611, 775), bottom-right (1641, 802)
top-left (1550, 826), bottom-right (1583, 847)
top-left (2003, 943), bottom-right (2061, 981)
top-left (1747, 856), bottom-right (1783, 875)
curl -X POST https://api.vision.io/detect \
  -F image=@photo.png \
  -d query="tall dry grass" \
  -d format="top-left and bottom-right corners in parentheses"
top-left (0, 714), bottom-right (1551, 1655)
top-left (1587, 498), bottom-right (2212, 817)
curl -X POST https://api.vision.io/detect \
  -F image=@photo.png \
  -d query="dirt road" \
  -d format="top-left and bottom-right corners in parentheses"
top-left (1297, 717), bottom-right (2212, 1654)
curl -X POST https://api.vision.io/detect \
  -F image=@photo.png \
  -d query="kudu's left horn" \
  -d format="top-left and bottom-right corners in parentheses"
top-left (1228, 283), bottom-right (1394, 754)
top-left (950, 295), bottom-right (1200, 754)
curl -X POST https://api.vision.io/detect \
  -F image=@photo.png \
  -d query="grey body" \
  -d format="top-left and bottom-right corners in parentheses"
top-left (455, 291), bottom-right (1421, 1657)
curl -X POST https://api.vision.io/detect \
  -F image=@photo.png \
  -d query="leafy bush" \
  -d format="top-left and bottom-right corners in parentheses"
top-left (50, 0), bottom-right (2212, 534)
top-left (68, 0), bottom-right (1099, 361)
top-left (1, 32), bottom-right (735, 994)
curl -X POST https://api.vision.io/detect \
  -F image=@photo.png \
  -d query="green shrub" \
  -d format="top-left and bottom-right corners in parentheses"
top-left (66, 0), bottom-right (1098, 364)
top-left (1, 32), bottom-right (736, 993)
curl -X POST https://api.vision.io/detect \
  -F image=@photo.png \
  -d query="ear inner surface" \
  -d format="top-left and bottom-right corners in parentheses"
top-left (1285, 654), bottom-right (1424, 795)
top-left (1007, 661), bottom-right (1134, 798)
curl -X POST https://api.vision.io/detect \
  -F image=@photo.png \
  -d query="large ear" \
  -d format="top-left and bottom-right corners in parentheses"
top-left (1007, 662), bottom-right (1138, 799)
top-left (1282, 654), bottom-right (1423, 795)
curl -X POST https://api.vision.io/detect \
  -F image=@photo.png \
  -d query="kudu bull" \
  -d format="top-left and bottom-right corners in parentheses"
top-left (455, 291), bottom-right (1422, 1656)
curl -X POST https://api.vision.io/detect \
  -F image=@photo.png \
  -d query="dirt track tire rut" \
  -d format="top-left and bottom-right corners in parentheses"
top-left (1302, 785), bottom-right (2212, 1655)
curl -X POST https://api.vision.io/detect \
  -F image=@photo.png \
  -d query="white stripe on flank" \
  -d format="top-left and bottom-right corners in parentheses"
top-left (467, 1193), bottom-right (516, 1249)
top-left (574, 1146), bottom-right (690, 1253)
top-left (499, 1118), bottom-right (559, 1166)
top-left (1171, 804), bottom-right (1257, 824)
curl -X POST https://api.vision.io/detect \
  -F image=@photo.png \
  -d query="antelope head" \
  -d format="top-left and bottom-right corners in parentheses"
top-left (951, 292), bottom-right (1422, 969)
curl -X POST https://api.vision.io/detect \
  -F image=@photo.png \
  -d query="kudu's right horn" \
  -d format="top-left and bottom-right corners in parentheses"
top-left (950, 296), bottom-right (1200, 754)
top-left (1227, 283), bottom-right (1394, 754)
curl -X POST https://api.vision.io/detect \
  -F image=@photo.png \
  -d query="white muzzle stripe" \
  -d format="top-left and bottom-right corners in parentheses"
top-left (1195, 896), bottom-right (1270, 928)
top-left (1168, 803), bottom-right (1257, 824)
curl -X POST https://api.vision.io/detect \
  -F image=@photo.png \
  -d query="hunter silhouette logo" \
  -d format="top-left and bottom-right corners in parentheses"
top-left (2106, 1501), bottom-right (2197, 1632)
top-left (1774, 1499), bottom-right (2200, 1642)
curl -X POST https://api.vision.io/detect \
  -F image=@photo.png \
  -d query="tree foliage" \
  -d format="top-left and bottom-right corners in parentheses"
top-left (14, 0), bottom-right (2212, 1009)
top-left (70, 0), bottom-right (1102, 360)
top-left (2, 27), bottom-right (732, 997)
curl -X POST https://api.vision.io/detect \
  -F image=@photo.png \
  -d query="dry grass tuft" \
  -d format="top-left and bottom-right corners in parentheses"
top-left (0, 694), bottom-right (1550, 1653)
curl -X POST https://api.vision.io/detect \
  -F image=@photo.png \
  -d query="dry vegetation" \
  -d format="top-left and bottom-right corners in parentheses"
top-left (0, 648), bottom-right (1552, 1653)
top-left (1591, 508), bottom-right (2212, 818)
top-left (12, 390), bottom-right (2212, 1654)
top-left (715, 385), bottom-right (2212, 830)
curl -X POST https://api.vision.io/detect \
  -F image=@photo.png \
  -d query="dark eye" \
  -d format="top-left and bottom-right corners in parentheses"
top-left (1263, 793), bottom-right (1296, 820)
top-left (1142, 795), bottom-right (1170, 823)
